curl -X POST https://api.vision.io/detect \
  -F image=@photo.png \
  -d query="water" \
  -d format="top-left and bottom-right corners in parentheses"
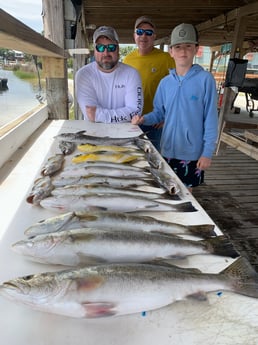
top-left (0, 70), bottom-right (44, 127)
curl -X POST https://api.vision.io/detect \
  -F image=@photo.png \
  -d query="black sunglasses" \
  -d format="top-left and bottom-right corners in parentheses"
top-left (135, 28), bottom-right (154, 36)
top-left (95, 44), bottom-right (118, 53)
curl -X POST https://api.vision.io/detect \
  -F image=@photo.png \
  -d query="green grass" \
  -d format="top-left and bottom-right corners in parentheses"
top-left (13, 69), bottom-right (38, 80)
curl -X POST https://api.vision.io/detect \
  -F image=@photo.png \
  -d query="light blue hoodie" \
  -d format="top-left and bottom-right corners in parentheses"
top-left (143, 64), bottom-right (218, 160)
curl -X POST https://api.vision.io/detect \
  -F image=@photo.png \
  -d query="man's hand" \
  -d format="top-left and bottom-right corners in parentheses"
top-left (86, 106), bottom-right (96, 122)
top-left (131, 115), bottom-right (144, 125)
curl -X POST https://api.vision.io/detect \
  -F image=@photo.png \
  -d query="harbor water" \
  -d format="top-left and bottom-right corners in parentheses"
top-left (0, 70), bottom-right (44, 128)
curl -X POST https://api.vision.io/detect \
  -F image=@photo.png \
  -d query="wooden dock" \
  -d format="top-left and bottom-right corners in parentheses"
top-left (194, 104), bottom-right (258, 272)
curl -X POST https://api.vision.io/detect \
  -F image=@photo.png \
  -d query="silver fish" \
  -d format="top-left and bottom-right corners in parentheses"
top-left (12, 229), bottom-right (239, 266)
top-left (51, 184), bottom-right (170, 200)
top-left (149, 167), bottom-right (181, 195)
top-left (51, 175), bottom-right (158, 189)
top-left (39, 195), bottom-right (197, 213)
top-left (24, 211), bottom-right (215, 238)
top-left (41, 154), bottom-right (64, 176)
top-left (0, 258), bottom-right (257, 318)
top-left (26, 176), bottom-right (54, 205)
top-left (62, 161), bottom-right (149, 173)
top-left (54, 131), bottom-right (148, 146)
top-left (59, 165), bottom-right (151, 179)
top-left (59, 141), bottom-right (76, 155)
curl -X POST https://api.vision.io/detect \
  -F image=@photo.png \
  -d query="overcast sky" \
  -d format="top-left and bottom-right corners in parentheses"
top-left (0, 0), bottom-right (43, 33)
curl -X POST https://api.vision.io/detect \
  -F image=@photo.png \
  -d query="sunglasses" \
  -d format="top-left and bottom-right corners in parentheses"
top-left (95, 44), bottom-right (118, 53)
top-left (135, 28), bottom-right (154, 36)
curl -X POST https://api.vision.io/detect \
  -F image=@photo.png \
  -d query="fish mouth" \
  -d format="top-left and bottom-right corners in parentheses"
top-left (1, 281), bottom-right (23, 294)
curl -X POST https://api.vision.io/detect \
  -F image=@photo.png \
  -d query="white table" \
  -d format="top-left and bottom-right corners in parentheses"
top-left (0, 120), bottom-right (257, 345)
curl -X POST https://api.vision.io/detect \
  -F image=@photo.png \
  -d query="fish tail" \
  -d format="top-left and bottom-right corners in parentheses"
top-left (221, 256), bottom-right (258, 298)
top-left (203, 236), bottom-right (240, 258)
top-left (172, 202), bottom-right (197, 212)
top-left (187, 224), bottom-right (216, 238)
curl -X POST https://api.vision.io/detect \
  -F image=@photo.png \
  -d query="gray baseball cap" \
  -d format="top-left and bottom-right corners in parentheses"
top-left (93, 26), bottom-right (119, 43)
top-left (135, 16), bottom-right (156, 29)
top-left (170, 23), bottom-right (198, 46)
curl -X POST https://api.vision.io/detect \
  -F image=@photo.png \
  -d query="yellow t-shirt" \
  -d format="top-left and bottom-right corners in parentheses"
top-left (123, 48), bottom-right (175, 114)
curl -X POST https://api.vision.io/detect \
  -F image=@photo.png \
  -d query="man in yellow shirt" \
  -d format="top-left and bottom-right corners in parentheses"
top-left (124, 16), bottom-right (175, 151)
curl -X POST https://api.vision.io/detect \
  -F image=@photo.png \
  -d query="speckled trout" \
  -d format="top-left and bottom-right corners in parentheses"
top-left (12, 229), bottom-right (239, 266)
top-left (24, 211), bottom-right (215, 238)
top-left (39, 195), bottom-right (197, 213)
top-left (1, 258), bottom-right (258, 318)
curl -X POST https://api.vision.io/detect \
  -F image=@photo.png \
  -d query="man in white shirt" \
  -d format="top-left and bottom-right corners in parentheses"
top-left (75, 26), bottom-right (143, 123)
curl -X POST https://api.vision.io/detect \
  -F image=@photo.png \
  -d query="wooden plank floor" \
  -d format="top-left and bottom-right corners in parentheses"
top-left (194, 144), bottom-right (258, 272)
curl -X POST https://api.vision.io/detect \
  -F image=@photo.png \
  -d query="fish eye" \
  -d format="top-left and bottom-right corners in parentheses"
top-left (23, 275), bottom-right (34, 281)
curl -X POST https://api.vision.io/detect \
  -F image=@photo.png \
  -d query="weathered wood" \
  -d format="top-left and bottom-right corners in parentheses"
top-left (194, 146), bottom-right (258, 271)
top-left (0, 9), bottom-right (64, 57)
top-left (244, 129), bottom-right (258, 143)
top-left (221, 132), bottom-right (258, 160)
top-left (42, 0), bottom-right (69, 120)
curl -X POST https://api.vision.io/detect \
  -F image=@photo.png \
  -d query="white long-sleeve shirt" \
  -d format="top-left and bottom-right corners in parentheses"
top-left (75, 61), bottom-right (143, 123)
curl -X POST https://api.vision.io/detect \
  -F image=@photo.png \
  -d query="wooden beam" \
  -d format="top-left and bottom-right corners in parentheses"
top-left (221, 132), bottom-right (258, 160)
top-left (0, 9), bottom-right (64, 58)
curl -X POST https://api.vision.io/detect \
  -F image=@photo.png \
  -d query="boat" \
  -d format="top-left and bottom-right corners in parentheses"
top-left (0, 77), bottom-right (8, 90)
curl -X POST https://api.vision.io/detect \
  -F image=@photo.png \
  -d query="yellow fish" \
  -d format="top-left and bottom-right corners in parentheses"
top-left (77, 143), bottom-right (136, 153)
top-left (72, 153), bottom-right (140, 164)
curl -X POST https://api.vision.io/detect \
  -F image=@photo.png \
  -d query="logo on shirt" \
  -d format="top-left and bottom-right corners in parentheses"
top-left (115, 84), bottom-right (125, 89)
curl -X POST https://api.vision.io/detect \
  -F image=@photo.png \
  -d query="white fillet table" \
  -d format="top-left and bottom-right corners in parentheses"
top-left (0, 120), bottom-right (257, 345)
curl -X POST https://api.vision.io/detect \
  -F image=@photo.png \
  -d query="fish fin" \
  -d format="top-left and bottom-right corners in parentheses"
top-left (76, 275), bottom-right (105, 291)
top-left (165, 201), bottom-right (197, 212)
top-left (221, 256), bottom-right (258, 298)
top-left (202, 235), bottom-right (240, 258)
top-left (187, 224), bottom-right (216, 239)
top-left (186, 291), bottom-right (208, 301)
top-left (77, 253), bottom-right (107, 265)
top-left (83, 302), bottom-right (116, 318)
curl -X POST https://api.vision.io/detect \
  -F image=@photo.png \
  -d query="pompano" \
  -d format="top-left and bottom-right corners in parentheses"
top-left (24, 211), bottom-right (216, 238)
top-left (77, 143), bottom-right (139, 153)
top-left (12, 228), bottom-right (239, 266)
top-left (71, 152), bottom-right (142, 164)
top-left (1, 258), bottom-right (258, 318)
top-left (39, 195), bottom-right (197, 213)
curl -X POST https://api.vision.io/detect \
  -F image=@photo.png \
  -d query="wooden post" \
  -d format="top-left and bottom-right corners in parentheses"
top-left (216, 15), bottom-right (247, 154)
top-left (42, 0), bottom-right (69, 119)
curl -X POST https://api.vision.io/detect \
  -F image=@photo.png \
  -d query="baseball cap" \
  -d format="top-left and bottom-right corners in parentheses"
top-left (134, 16), bottom-right (156, 29)
top-left (170, 23), bottom-right (198, 46)
top-left (93, 26), bottom-right (119, 44)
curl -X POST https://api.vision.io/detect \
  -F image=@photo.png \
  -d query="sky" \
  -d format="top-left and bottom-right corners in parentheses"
top-left (0, 0), bottom-right (43, 33)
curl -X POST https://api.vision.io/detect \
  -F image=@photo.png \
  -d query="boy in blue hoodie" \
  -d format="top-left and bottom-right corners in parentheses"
top-left (132, 23), bottom-right (218, 192)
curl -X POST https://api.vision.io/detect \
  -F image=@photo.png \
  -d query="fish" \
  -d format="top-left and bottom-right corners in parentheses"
top-left (41, 154), bottom-right (64, 176)
top-left (59, 164), bottom-right (151, 179)
top-left (54, 131), bottom-right (148, 146)
top-left (12, 228), bottom-right (239, 266)
top-left (59, 141), bottom-right (76, 155)
top-left (77, 143), bottom-right (139, 153)
top-left (24, 211), bottom-right (216, 238)
top-left (39, 195), bottom-right (197, 213)
top-left (51, 175), bottom-right (159, 189)
top-left (62, 161), bottom-right (150, 173)
top-left (1, 258), bottom-right (258, 318)
top-left (51, 184), bottom-right (171, 200)
top-left (26, 176), bottom-right (54, 205)
top-left (149, 166), bottom-right (181, 195)
top-left (71, 152), bottom-right (142, 164)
